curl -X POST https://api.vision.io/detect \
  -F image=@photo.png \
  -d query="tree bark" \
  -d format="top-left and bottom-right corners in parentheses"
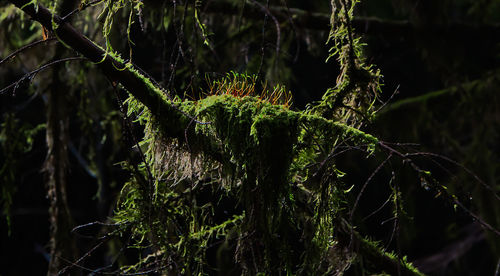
top-left (44, 66), bottom-right (76, 275)
top-left (43, 1), bottom-right (80, 274)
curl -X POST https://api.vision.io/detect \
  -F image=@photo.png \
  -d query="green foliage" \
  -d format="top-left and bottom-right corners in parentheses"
top-left (96, 0), bottom-right (144, 58)
top-left (0, 113), bottom-right (44, 234)
top-left (73, 2), bottom-right (417, 274)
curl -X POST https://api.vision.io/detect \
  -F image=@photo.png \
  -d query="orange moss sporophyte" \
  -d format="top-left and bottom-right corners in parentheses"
top-left (191, 72), bottom-right (293, 108)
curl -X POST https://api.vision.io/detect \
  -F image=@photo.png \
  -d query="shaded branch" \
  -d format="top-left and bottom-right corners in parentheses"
top-left (7, 0), bottom-right (218, 157)
top-left (7, 0), bottom-right (161, 107)
top-left (0, 57), bottom-right (86, 95)
top-left (7, 0), bottom-right (378, 163)
top-left (336, 218), bottom-right (425, 276)
top-left (378, 141), bottom-right (500, 237)
top-left (203, 0), bottom-right (500, 38)
top-left (0, 37), bottom-right (57, 66)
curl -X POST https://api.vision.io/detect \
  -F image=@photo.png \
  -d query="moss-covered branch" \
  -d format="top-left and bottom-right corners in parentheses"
top-left (7, 0), bottom-right (163, 109)
top-left (336, 219), bottom-right (425, 276)
top-left (8, 0), bottom-right (378, 156)
top-left (6, 1), bottom-right (431, 274)
top-left (6, 0), bottom-right (223, 158)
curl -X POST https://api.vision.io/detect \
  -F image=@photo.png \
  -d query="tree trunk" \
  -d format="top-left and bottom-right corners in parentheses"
top-left (44, 1), bottom-right (80, 274)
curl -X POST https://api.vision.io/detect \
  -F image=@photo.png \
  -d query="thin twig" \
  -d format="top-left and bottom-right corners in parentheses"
top-left (0, 38), bottom-right (57, 66)
top-left (279, 0), bottom-right (300, 63)
top-left (61, 0), bottom-right (103, 22)
top-left (453, 200), bottom-right (500, 236)
top-left (362, 173), bottom-right (394, 221)
top-left (0, 57), bottom-right (85, 95)
top-left (405, 151), bottom-right (500, 201)
top-left (249, 0), bottom-right (281, 58)
top-left (58, 235), bottom-right (112, 275)
top-left (379, 141), bottom-right (500, 237)
top-left (376, 84), bottom-right (400, 113)
top-left (350, 152), bottom-right (393, 220)
top-left (71, 221), bottom-right (123, 233)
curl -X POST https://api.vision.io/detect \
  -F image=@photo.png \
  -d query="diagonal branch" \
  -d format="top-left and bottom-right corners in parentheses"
top-left (0, 37), bottom-right (57, 66)
top-left (7, 0), bottom-right (163, 109)
top-left (6, 0), bottom-right (218, 156)
top-left (0, 57), bottom-right (85, 95)
top-left (203, 0), bottom-right (500, 39)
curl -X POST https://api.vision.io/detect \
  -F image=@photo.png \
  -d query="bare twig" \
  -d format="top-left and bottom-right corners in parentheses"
top-left (453, 200), bottom-right (500, 236)
top-left (71, 221), bottom-right (124, 233)
top-left (248, 0), bottom-right (281, 58)
top-left (0, 57), bottom-right (86, 95)
top-left (350, 152), bottom-right (393, 220)
top-left (362, 173), bottom-right (395, 221)
top-left (376, 84), bottom-right (400, 113)
top-left (405, 151), bottom-right (500, 201)
top-left (58, 235), bottom-right (112, 275)
top-left (378, 141), bottom-right (500, 237)
top-left (0, 38), bottom-right (57, 66)
top-left (61, 0), bottom-right (103, 22)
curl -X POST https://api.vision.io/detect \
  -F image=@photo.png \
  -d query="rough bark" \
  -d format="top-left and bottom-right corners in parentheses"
top-left (44, 69), bottom-right (75, 275)
top-left (43, 1), bottom-right (80, 275)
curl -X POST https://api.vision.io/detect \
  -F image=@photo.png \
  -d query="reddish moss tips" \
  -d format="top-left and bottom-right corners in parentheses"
top-left (196, 72), bottom-right (293, 108)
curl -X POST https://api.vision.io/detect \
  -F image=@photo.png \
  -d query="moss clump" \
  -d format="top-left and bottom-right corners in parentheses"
top-left (113, 89), bottom-right (391, 274)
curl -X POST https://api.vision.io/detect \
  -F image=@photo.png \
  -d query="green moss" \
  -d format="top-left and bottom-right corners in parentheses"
top-left (113, 87), bottom-right (386, 273)
top-left (104, 41), bottom-right (422, 274)
top-left (357, 235), bottom-right (425, 276)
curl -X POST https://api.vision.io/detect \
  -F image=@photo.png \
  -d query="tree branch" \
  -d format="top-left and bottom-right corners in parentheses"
top-left (6, 0), bottom-right (212, 151)
top-left (6, 0), bottom-right (378, 163)
top-left (7, 0), bottom-right (158, 107)
top-left (203, 0), bottom-right (500, 39)
top-left (336, 218), bottom-right (425, 276)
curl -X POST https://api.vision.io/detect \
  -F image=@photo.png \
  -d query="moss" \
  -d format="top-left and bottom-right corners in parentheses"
top-left (5, 0), bottom-right (429, 274)
top-left (113, 87), bottom-right (386, 273)
top-left (357, 235), bottom-right (425, 276)
top-left (99, 25), bottom-right (417, 274)
top-left (93, 44), bottom-right (429, 273)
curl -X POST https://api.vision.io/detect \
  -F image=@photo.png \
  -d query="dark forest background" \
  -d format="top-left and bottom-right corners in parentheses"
top-left (1, 0), bottom-right (500, 275)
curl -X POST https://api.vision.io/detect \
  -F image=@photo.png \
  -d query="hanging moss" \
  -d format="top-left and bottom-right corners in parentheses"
top-left (84, 1), bottom-right (421, 271)
top-left (107, 79), bottom-right (430, 274)
top-left (3, 0), bottom-right (419, 274)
